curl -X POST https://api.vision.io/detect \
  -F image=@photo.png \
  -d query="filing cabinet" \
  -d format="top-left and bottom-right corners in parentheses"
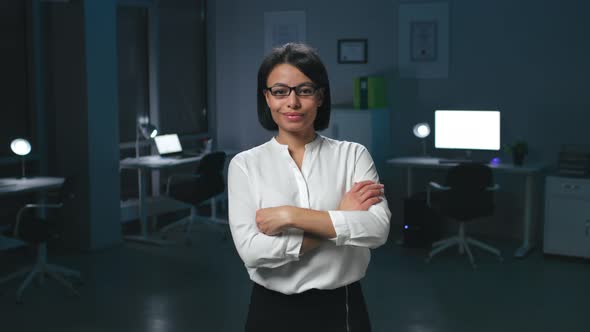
top-left (543, 176), bottom-right (590, 258)
top-left (321, 107), bottom-right (391, 174)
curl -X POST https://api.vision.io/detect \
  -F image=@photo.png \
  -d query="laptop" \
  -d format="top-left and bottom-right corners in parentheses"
top-left (154, 134), bottom-right (197, 159)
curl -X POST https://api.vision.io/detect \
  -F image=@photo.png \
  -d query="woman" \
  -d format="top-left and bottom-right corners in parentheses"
top-left (228, 43), bottom-right (391, 332)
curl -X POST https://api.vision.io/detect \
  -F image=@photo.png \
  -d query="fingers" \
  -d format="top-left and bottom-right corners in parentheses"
top-left (256, 219), bottom-right (273, 235)
top-left (255, 208), bottom-right (283, 236)
top-left (350, 180), bottom-right (376, 193)
top-left (360, 183), bottom-right (384, 192)
top-left (360, 197), bottom-right (382, 210)
top-left (359, 183), bottom-right (384, 200)
top-left (360, 189), bottom-right (383, 201)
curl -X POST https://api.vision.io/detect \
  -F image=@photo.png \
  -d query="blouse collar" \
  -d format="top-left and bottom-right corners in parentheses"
top-left (270, 134), bottom-right (322, 152)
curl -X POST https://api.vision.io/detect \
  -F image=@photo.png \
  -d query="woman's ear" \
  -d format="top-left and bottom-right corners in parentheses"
top-left (316, 89), bottom-right (325, 107)
top-left (264, 89), bottom-right (272, 108)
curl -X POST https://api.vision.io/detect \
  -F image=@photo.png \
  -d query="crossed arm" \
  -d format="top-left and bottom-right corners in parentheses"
top-left (254, 180), bottom-right (384, 255)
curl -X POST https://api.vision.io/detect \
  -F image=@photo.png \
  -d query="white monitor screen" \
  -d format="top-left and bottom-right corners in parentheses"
top-left (154, 134), bottom-right (182, 154)
top-left (434, 110), bottom-right (501, 151)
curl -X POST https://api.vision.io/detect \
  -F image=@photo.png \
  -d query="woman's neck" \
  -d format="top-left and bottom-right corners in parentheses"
top-left (275, 130), bottom-right (316, 151)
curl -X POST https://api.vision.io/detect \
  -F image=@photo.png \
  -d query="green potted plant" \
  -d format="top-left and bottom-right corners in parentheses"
top-left (506, 140), bottom-right (528, 166)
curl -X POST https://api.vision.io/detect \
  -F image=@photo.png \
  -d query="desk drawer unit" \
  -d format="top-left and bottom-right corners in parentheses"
top-left (544, 176), bottom-right (590, 258)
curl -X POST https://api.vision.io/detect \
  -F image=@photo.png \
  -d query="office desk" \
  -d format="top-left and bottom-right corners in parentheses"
top-left (0, 177), bottom-right (65, 250)
top-left (0, 177), bottom-right (64, 196)
top-left (387, 157), bottom-right (545, 258)
top-left (119, 155), bottom-right (204, 245)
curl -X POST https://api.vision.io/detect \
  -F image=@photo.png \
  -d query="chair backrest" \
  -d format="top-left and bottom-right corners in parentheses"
top-left (15, 177), bottom-right (72, 243)
top-left (167, 152), bottom-right (227, 204)
top-left (442, 163), bottom-right (494, 220)
top-left (197, 152), bottom-right (227, 176)
top-left (446, 162), bottom-right (493, 190)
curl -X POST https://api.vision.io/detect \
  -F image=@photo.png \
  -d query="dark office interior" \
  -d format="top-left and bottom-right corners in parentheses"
top-left (1, 0), bottom-right (589, 331)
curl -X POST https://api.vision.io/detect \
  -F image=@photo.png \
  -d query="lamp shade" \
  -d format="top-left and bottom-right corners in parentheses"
top-left (413, 123), bottom-right (430, 139)
top-left (10, 138), bottom-right (31, 156)
top-left (138, 123), bottom-right (158, 139)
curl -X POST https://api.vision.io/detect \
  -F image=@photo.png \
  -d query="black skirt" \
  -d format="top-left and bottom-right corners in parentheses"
top-left (245, 281), bottom-right (371, 332)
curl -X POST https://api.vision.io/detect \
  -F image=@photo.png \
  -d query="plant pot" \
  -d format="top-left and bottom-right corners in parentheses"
top-left (512, 151), bottom-right (525, 166)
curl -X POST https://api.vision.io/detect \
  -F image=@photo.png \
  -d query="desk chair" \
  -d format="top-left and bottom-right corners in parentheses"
top-left (0, 182), bottom-right (81, 302)
top-left (160, 152), bottom-right (228, 244)
top-left (426, 163), bottom-right (503, 268)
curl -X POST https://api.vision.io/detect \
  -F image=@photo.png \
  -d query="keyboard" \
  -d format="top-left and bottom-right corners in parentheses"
top-left (163, 153), bottom-right (197, 160)
top-left (437, 158), bottom-right (474, 164)
top-left (161, 151), bottom-right (202, 160)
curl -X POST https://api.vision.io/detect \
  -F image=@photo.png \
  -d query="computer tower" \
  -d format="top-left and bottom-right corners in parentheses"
top-left (402, 194), bottom-right (441, 248)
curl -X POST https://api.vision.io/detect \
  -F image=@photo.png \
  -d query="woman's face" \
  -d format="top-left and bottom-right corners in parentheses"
top-left (264, 64), bottom-right (323, 136)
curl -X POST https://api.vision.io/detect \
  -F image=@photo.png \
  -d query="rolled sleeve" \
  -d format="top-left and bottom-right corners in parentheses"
top-left (328, 210), bottom-right (350, 246)
top-left (284, 228), bottom-right (305, 259)
top-left (327, 145), bottom-right (391, 248)
top-left (328, 203), bottom-right (390, 248)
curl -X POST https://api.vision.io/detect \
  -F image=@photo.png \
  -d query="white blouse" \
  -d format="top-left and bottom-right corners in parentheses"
top-left (228, 135), bottom-right (391, 295)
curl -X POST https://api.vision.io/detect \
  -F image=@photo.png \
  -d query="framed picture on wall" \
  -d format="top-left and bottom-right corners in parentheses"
top-left (398, 2), bottom-right (449, 78)
top-left (337, 39), bottom-right (367, 64)
top-left (264, 11), bottom-right (307, 55)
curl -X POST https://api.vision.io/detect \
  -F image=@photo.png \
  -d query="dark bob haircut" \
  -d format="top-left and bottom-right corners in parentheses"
top-left (257, 43), bottom-right (331, 131)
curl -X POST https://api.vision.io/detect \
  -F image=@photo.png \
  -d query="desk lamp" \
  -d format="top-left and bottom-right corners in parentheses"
top-left (10, 138), bottom-right (32, 178)
top-left (412, 122), bottom-right (430, 156)
top-left (135, 121), bottom-right (158, 158)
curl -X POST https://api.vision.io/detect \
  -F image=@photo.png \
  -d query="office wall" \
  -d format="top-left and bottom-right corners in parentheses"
top-left (211, 0), bottom-right (590, 240)
top-left (212, 0), bottom-right (590, 158)
top-left (395, 0), bottom-right (590, 163)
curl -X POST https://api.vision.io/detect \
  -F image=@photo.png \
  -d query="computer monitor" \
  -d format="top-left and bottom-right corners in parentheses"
top-left (434, 110), bottom-right (501, 151)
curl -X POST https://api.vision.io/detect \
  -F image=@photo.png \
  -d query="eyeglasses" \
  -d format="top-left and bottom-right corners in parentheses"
top-left (265, 83), bottom-right (319, 98)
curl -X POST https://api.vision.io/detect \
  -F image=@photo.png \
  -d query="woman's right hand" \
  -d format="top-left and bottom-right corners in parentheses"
top-left (338, 180), bottom-right (384, 211)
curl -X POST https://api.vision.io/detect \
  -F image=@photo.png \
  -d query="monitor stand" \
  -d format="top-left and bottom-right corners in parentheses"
top-left (464, 150), bottom-right (472, 160)
top-left (437, 150), bottom-right (474, 164)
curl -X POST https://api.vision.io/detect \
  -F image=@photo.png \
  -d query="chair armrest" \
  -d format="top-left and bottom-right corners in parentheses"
top-left (14, 203), bottom-right (63, 237)
top-left (427, 181), bottom-right (450, 207)
top-left (429, 181), bottom-right (450, 191)
top-left (486, 184), bottom-right (500, 191)
top-left (165, 174), bottom-right (202, 196)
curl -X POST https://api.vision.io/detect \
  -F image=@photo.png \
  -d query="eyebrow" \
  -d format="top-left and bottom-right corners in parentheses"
top-left (267, 82), bottom-right (315, 87)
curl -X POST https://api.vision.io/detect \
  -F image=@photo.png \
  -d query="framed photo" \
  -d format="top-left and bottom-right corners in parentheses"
top-left (397, 2), bottom-right (449, 78)
top-left (337, 39), bottom-right (367, 64)
top-left (264, 11), bottom-right (306, 54)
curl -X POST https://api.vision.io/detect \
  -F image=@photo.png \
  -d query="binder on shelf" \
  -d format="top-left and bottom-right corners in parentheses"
top-left (557, 145), bottom-right (590, 177)
top-left (353, 76), bottom-right (387, 109)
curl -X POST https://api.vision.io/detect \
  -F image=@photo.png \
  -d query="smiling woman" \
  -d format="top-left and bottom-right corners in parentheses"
top-left (263, 63), bottom-right (322, 140)
top-left (256, 43), bottom-right (332, 133)
top-left (228, 43), bottom-right (391, 332)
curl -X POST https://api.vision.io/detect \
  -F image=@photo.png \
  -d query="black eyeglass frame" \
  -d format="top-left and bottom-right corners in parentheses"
top-left (264, 83), bottom-right (320, 97)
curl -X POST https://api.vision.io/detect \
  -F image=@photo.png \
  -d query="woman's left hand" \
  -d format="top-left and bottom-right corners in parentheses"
top-left (256, 206), bottom-right (296, 236)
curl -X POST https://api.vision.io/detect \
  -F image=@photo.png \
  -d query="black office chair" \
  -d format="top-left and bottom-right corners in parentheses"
top-left (0, 180), bottom-right (81, 302)
top-left (426, 163), bottom-right (503, 268)
top-left (160, 152), bottom-right (228, 244)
